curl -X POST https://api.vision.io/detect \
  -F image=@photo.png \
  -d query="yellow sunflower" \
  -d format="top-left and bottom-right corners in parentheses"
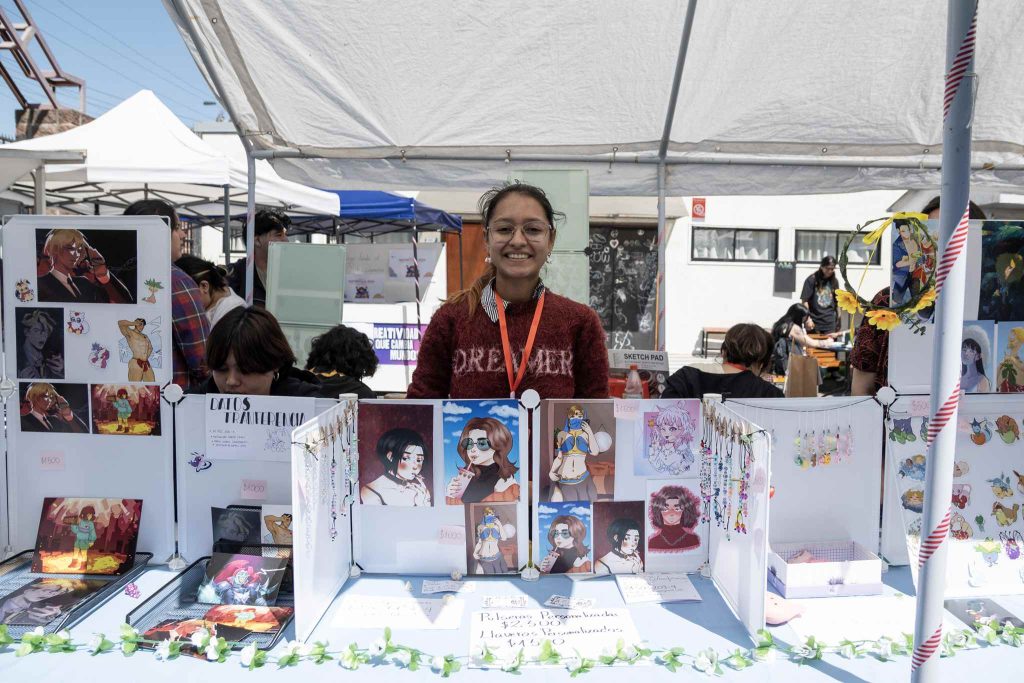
top-left (909, 288), bottom-right (936, 313)
top-left (865, 309), bottom-right (901, 331)
top-left (836, 289), bottom-right (862, 315)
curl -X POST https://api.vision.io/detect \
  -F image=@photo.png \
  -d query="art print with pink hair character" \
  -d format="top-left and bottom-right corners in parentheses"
top-left (634, 400), bottom-right (701, 477)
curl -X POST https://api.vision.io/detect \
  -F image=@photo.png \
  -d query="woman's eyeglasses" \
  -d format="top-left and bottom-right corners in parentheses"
top-left (552, 529), bottom-right (573, 539)
top-left (486, 222), bottom-right (552, 243)
top-left (461, 437), bottom-right (492, 451)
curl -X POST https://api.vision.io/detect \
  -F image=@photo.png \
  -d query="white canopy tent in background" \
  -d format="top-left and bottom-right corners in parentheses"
top-left (0, 89), bottom-right (339, 220)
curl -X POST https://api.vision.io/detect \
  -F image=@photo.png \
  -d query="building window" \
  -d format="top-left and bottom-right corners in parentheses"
top-left (588, 226), bottom-right (658, 350)
top-left (691, 227), bottom-right (777, 262)
top-left (796, 229), bottom-right (881, 265)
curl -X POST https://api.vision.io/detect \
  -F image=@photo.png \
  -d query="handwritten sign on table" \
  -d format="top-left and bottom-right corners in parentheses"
top-left (330, 595), bottom-right (465, 630)
top-left (615, 573), bottom-right (702, 604)
top-left (469, 609), bottom-right (641, 666)
top-left (205, 394), bottom-right (315, 462)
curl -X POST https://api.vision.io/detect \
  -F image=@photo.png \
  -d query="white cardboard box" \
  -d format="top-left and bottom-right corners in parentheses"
top-left (768, 540), bottom-right (883, 598)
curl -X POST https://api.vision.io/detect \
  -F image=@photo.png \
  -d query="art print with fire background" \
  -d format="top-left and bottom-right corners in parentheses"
top-left (31, 497), bottom-right (143, 575)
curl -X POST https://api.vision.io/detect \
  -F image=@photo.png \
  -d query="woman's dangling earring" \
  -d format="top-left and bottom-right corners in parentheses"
top-left (273, 371), bottom-right (280, 382)
top-left (546, 252), bottom-right (553, 264)
top-left (484, 256), bottom-right (492, 264)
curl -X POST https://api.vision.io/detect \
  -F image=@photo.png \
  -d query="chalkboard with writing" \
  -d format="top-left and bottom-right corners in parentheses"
top-left (774, 260), bottom-right (797, 294)
top-left (588, 227), bottom-right (658, 350)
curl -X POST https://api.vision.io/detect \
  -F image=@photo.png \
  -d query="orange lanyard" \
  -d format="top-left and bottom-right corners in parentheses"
top-left (494, 290), bottom-right (546, 398)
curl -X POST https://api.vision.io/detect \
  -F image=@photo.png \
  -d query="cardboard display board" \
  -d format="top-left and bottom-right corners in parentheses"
top-left (2, 215), bottom-right (174, 559)
top-left (354, 399), bottom-right (530, 575)
top-left (883, 393), bottom-right (1024, 597)
top-left (291, 398), bottom-right (357, 640)
top-left (175, 395), bottom-right (338, 561)
top-left (727, 396), bottom-right (884, 553)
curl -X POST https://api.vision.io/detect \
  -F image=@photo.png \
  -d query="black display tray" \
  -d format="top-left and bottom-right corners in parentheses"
top-left (0, 548), bottom-right (152, 638)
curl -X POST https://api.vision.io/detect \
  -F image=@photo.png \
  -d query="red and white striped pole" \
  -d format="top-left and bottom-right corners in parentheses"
top-left (911, 2), bottom-right (977, 679)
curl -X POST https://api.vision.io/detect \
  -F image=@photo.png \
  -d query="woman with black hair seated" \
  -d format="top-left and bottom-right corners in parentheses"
top-left (305, 325), bottom-right (378, 399)
top-left (175, 255), bottom-right (246, 327)
top-left (197, 307), bottom-right (321, 397)
top-left (770, 303), bottom-right (837, 376)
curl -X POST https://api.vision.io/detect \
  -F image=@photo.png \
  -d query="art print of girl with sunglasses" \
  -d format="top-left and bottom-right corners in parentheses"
top-left (549, 404), bottom-right (604, 502)
top-left (446, 417), bottom-right (520, 504)
top-left (538, 505), bottom-right (592, 575)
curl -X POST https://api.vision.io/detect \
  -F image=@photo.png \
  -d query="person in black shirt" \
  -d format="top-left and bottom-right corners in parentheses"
top-left (305, 324), bottom-right (378, 399)
top-left (228, 209), bottom-right (290, 308)
top-left (663, 323), bottom-right (783, 399)
top-left (800, 256), bottom-right (840, 334)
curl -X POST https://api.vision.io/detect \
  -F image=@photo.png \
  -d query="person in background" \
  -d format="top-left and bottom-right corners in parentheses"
top-left (407, 181), bottom-right (609, 399)
top-left (851, 197), bottom-right (987, 395)
top-left (229, 209), bottom-right (290, 308)
top-left (175, 255), bottom-right (246, 328)
top-left (663, 323), bottom-right (782, 398)
top-left (197, 307), bottom-right (321, 397)
top-left (770, 303), bottom-right (837, 376)
top-left (801, 256), bottom-right (840, 334)
top-left (123, 200), bottom-right (210, 391)
top-left (305, 324), bottom-right (378, 399)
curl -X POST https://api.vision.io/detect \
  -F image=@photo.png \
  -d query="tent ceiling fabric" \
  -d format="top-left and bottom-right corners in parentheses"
top-left (165, 0), bottom-right (1024, 195)
top-left (1, 90), bottom-right (340, 216)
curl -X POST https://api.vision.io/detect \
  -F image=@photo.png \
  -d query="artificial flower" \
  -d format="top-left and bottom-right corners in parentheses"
top-left (863, 212), bottom-right (928, 245)
top-left (15, 642), bottom-right (34, 657)
top-left (87, 634), bottom-right (105, 654)
top-left (54, 630), bottom-right (71, 643)
top-left (875, 637), bottom-right (896, 661)
top-left (240, 643), bottom-right (258, 667)
top-left (205, 643), bottom-right (221, 661)
top-left (865, 309), bottom-right (901, 331)
top-left (910, 288), bottom-right (937, 312)
top-left (155, 642), bottom-right (172, 661)
top-left (836, 289), bottom-right (862, 315)
top-left (189, 628), bottom-right (211, 649)
top-left (431, 654), bottom-right (447, 672)
top-left (340, 648), bottom-right (361, 670)
top-left (621, 644), bottom-right (639, 660)
top-left (693, 648), bottom-right (719, 673)
top-left (281, 640), bottom-right (303, 657)
top-left (369, 638), bottom-right (387, 657)
top-left (392, 649), bottom-right (412, 667)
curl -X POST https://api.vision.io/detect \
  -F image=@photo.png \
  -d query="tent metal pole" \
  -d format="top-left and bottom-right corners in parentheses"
top-left (659, 0), bottom-right (698, 159)
top-left (911, 2), bottom-right (977, 679)
top-left (656, 163), bottom-right (667, 352)
top-left (170, 0), bottom-right (258, 304)
top-left (222, 185), bottom-right (231, 267)
top-left (33, 163), bottom-right (45, 214)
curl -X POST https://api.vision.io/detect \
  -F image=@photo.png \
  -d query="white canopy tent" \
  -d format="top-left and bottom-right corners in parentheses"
top-left (163, 0), bottom-right (1024, 196)
top-left (0, 90), bottom-right (339, 219)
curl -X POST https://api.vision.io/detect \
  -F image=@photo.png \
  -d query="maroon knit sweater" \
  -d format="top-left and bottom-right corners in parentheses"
top-left (407, 291), bottom-right (610, 399)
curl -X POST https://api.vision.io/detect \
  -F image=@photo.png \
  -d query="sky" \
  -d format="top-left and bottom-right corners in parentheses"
top-left (0, 0), bottom-right (217, 139)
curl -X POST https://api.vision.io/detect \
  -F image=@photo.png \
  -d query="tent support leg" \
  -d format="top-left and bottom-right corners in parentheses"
top-left (33, 163), bottom-right (45, 214)
top-left (244, 149), bottom-right (256, 305)
top-left (222, 185), bottom-right (231, 267)
top-left (655, 163), bottom-right (666, 352)
top-left (911, 2), bottom-right (977, 681)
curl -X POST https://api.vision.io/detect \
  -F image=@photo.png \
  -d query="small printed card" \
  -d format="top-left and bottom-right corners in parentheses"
top-left (421, 579), bottom-right (476, 595)
top-left (615, 573), bottom-right (702, 604)
top-left (481, 595), bottom-right (529, 609)
top-left (543, 594), bottom-right (596, 609)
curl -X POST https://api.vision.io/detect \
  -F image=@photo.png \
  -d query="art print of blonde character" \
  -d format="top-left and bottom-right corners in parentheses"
top-left (42, 229), bottom-right (88, 260)
top-left (25, 382), bottom-right (61, 406)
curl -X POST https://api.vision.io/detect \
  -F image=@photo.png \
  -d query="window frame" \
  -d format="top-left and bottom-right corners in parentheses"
top-left (795, 229), bottom-right (882, 266)
top-left (690, 226), bottom-right (779, 263)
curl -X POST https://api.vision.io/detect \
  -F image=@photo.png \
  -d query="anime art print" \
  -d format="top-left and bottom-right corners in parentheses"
top-left (464, 502), bottom-right (518, 575)
top-left (358, 402), bottom-right (434, 507)
top-left (261, 505), bottom-right (293, 546)
top-left (592, 501), bottom-right (645, 576)
top-left (978, 221), bottom-right (1024, 322)
top-left (34, 228), bottom-right (137, 304)
top-left (442, 400), bottom-right (521, 506)
top-left (141, 618), bottom-right (252, 651)
top-left (19, 381), bottom-right (89, 434)
top-left (634, 400), bottom-right (701, 477)
top-left (31, 497), bottom-right (143, 575)
top-left (961, 321), bottom-right (996, 394)
top-left (891, 219), bottom-right (937, 311)
top-left (201, 604), bottom-right (294, 633)
top-left (644, 480), bottom-right (707, 573)
top-left (211, 507), bottom-right (262, 545)
top-left (15, 307), bottom-right (65, 380)
top-left (995, 322), bottom-right (1024, 392)
top-left (90, 384), bottom-right (161, 435)
top-left (542, 400), bottom-right (615, 503)
top-left (0, 578), bottom-right (105, 625)
top-left (197, 553), bottom-right (289, 606)
top-left (537, 501), bottom-right (593, 575)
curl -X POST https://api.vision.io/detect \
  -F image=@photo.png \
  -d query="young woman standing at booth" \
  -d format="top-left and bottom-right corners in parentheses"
top-left (407, 182), bottom-right (609, 399)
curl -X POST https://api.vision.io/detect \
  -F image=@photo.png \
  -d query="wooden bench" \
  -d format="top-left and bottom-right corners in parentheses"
top-left (700, 327), bottom-right (730, 358)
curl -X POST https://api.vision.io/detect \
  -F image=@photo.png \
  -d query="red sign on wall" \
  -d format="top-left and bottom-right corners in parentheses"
top-left (692, 197), bottom-right (706, 221)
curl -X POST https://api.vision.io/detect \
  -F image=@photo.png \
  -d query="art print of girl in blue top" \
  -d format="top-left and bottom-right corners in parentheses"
top-left (637, 400), bottom-right (700, 476)
top-left (466, 502), bottom-right (517, 575)
top-left (549, 404), bottom-right (603, 502)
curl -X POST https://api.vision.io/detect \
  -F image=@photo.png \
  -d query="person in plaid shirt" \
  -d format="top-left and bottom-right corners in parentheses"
top-left (124, 200), bottom-right (211, 390)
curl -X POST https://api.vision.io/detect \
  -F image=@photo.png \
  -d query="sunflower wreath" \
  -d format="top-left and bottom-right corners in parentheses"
top-left (837, 213), bottom-right (937, 334)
